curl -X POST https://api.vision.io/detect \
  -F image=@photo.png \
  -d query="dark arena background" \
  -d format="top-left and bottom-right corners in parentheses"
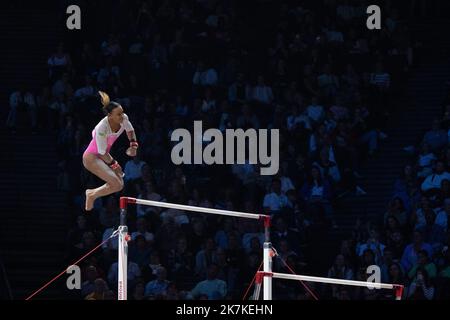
top-left (2, 0), bottom-right (450, 303)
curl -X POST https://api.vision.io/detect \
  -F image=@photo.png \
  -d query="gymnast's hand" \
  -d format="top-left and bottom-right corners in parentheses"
top-left (113, 165), bottom-right (124, 178)
top-left (126, 147), bottom-right (137, 157)
top-left (109, 160), bottom-right (124, 178)
top-left (126, 140), bottom-right (138, 157)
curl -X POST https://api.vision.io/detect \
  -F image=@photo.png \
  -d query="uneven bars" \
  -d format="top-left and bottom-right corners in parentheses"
top-left (120, 197), bottom-right (268, 220)
top-left (119, 196), bottom-right (272, 301)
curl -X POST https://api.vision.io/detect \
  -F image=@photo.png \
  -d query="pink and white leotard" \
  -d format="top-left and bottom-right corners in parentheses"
top-left (84, 113), bottom-right (134, 156)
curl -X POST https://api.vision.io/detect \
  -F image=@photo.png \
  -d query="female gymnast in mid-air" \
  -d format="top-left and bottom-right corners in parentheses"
top-left (82, 91), bottom-right (138, 211)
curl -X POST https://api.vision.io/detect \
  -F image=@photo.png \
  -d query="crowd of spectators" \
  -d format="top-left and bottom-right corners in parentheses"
top-left (322, 85), bottom-right (450, 300)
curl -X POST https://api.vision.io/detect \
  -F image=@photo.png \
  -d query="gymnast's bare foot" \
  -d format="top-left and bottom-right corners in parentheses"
top-left (85, 189), bottom-right (96, 211)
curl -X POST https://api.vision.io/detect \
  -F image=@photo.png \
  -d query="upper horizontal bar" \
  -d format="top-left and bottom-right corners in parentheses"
top-left (121, 197), bottom-right (268, 220)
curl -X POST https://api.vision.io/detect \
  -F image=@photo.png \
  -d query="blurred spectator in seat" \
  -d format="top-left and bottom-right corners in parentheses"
top-left (74, 76), bottom-right (96, 102)
top-left (107, 260), bottom-right (141, 289)
top-left (47, 43), bottom-right (72, 80)
top-left (401, 231), bottom-right (433, 272)
top-left (131, 217), bottom-right (155, 244)
top-left (193, 61), bottom-right (218, 87)
top-left (228, 73), bottom-right (250, 104)
top-left (407, 249), bottom-right (437, 280)
top-left (98, 196), bottom-right (120, 229)
top-left (384, 197), bottom-right (408, 228)
top-left (81, 265), bottom-right (99, 298)
top-left (423, 119), bottom-right (447, 153)
top-left (124, 155), bottom-right (147, 183)
top-left (406, 267), bottom-right (435, 300)
top-left (85, 278), bottom-right (109, 300)
top-left (416, 143), bottom-right (436, 179)
top-left (129, 234), bottom-right (153, 269)
top-left (131, 282), bottom-right (146, 300)
top-left (263, 178), bottom-right (289, 216)
top-left (327, 254), bottom-right (354, 299)
top-left (421, 161), bottom-right (450, 196)
top-left (6, 87), bottom-right (38, 133)
top-left (250, 75), bottom-right (273, 105)
top-left (190, 264), bottom-right (227, 300)
top-left (144, 266), bottom-right (170, 297)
